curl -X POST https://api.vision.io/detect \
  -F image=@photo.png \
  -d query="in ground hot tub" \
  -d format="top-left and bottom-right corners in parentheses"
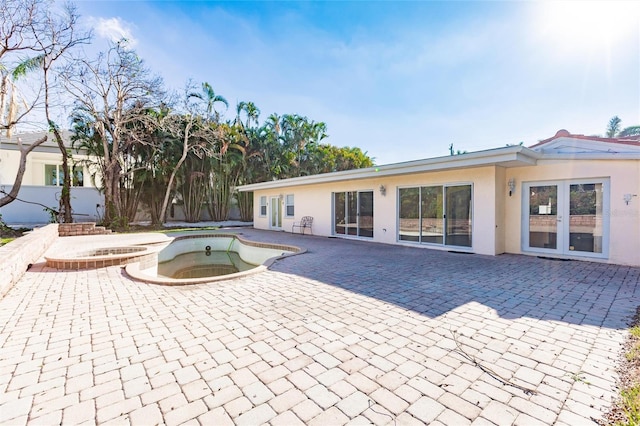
top-left (125, 233), bottom-right (303, 285)
top-left (46, 246), bottom-right (156, 270)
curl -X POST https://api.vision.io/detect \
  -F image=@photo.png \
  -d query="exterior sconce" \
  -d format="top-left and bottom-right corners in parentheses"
top-left (379, 185), bottom-right (386, 196)
top-left (508, 178), bottom-right (516, 197)
top-left (623, 194), bottom-right (637, 205)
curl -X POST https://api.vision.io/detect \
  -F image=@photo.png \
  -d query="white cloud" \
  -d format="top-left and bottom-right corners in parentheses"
top-left (88, 17), bottom-right (138, 47)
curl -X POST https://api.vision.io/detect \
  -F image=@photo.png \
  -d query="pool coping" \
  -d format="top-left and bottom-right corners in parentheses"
top-left (124, 233), bottom-right (305, 285)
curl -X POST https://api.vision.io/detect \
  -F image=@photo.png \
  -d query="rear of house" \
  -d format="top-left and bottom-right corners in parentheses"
top-left (0, 131), bottom-right (103, 225)
top-left (238, 130), bottom-right (640, 267)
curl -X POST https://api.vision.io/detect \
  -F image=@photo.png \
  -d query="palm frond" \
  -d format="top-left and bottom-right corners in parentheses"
top-left (12, 55), bottom-right (45, 80)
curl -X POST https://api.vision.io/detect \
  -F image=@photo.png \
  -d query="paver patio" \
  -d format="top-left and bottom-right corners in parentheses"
top-left (1, 228), bottom-right (639, 425)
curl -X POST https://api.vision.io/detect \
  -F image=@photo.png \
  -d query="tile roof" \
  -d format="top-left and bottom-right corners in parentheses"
top-left (530, 129), bottom-right (640, 149)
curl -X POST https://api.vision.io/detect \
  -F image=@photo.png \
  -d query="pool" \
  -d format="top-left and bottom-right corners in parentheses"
top-left (125, 233), bottom-right (303, 285)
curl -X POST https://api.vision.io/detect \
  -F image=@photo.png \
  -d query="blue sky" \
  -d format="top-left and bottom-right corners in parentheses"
top-left (76, 1), bottom-right (640, 165)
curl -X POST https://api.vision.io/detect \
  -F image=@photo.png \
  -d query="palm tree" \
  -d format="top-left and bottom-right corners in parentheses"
top-left (607, 116), bottom-right (622, 137)
top-left (619, 126), bottom-right (640, 138)
top-left (243, 102), bottom-right (260, 129)
top-left (199, 82), bottom-right (228, 122)
top-left (605, 116), bottom-right (640, 139)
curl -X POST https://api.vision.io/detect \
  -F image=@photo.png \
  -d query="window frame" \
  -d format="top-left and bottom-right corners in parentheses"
top-left (285, 194), bottom-right (295, 217)
top-left (397, 183), bottom-right (473, 248)
top-left (44, 164), bottom-right (85, 187)
top-left (259, 196), bottom-right (267, 217)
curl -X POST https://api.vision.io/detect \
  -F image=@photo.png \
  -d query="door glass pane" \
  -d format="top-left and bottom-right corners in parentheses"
top-left (529, 185), bottom-right (557, 249)
top-left (358, 191), bottom-right (374, 238)
top-left (270, 197), bottom-right (281, 228)
top-left (569, 183), bottom-right (603, 253)
top-left (421, 186), bottom-right (444, 244)
top-left (334, 192), bottom-right (346, 234)
top-left (399, 188), bottom-right (419, 242)
top-left (347, 191), bottom-right (358, 236)
top-left (445, 185), bottom-right (472, 247)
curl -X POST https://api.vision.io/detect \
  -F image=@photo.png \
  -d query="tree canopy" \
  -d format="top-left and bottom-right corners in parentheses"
top-left (1, 0), bottom-right (374, 227)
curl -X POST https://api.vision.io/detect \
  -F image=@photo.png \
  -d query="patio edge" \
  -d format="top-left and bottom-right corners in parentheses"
top-left (0, 223), bottom-right (58, 298)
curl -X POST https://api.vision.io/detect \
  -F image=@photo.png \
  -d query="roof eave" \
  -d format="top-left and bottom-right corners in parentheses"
top-left (237, 146), bottom-right (540, 192)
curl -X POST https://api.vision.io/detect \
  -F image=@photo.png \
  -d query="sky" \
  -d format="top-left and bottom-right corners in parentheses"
top-left (74, 1), bottom-right (640, 165)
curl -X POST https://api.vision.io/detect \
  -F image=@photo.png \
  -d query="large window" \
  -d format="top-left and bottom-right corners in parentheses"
top-left (398, 184), bottom-right (471, 247)
top-left (45, 164), bottom-right (84, 187)
top-left (285, 194), bottom-right (294, 217)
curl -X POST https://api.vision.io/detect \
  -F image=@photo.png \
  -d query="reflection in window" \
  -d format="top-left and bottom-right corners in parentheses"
top-left (44, 164), bottom-right (63, 186)
top-left (259, 196), bottom-right (267, 217)
top-left (528, 185), bottom-right (558, 249)
top-left (569, 183), bottom-right (603, 253)
top-left (398, 185), bottom-right (470, 247)
top-left (285, 194), bottom-right (294, 217)
top-left (73, 166), bottom-right (84, 187)
top-left (44, 164), bottom-right (84, 187)
top-left (399, 188), bottom-right (419, 242)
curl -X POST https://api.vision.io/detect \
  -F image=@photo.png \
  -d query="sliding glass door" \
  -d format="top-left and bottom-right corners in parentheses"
top-left (398, 184), bottom-right (472, 248)
top-left (333, 191), bottom-right (374, 238)
top-left (523, 180), bottom-right (607, 257)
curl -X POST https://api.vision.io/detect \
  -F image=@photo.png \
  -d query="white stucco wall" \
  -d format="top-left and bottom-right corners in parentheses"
top-left (251, 166), bottom-right (502, 256)
top-left (0, 149), bottom-right (94, 187)
top-left (0, 186), bottom-right (103, 224)
top-left (249, 158), bottom-right (640, 266)
top-left (504, 159), bottom-right (640, 267)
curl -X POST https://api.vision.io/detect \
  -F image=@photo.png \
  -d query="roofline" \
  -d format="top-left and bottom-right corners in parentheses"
top-left (537, 153), bottom-right (640, 161)
top-left (530, 130), bottom-right (640, 149)
top-left (237, 145), bottom-right (541, 192)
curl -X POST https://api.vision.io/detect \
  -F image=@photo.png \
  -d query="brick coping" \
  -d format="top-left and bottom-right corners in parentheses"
top-left (45, 245), bottom-right (157, 270)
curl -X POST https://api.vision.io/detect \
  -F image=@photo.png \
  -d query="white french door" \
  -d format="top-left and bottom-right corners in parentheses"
top-left (523, 179), bottom-right (608, 258)
top-left (269, 196), bottom-right (282, 230)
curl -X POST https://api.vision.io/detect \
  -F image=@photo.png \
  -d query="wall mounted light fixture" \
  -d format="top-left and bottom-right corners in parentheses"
top-left (624, 193), bottom-right (637, 205)
top-left (508, 178), bottom-right (516, 197)
top-left (379, 185), bottom-right (386, 196)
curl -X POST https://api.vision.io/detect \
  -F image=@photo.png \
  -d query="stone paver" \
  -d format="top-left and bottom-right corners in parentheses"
top-left (0, 228), bottom-right (638, 425)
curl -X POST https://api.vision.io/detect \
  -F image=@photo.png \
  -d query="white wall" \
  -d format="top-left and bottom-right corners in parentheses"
top-left (0, 186), bottom-right (103, 224)
top-left (0, 149), bottom-right (96, 187)
top-left (250, 159), bottom-right (640, 266)
top-left (251, 166), bottom-right (501, 256)
top-left (504, 159), bottom-right (640, 266)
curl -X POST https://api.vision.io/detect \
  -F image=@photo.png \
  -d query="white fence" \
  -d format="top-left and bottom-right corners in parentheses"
top-left (0, 185), bottom-right (103, 225)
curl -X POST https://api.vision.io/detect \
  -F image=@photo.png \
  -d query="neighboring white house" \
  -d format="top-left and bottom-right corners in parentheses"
top-left (238, 130), bottom-right (640, 267)
top-left (0, 131), bottom-right (104, 225)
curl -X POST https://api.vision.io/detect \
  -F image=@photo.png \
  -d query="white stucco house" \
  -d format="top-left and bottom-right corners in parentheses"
top-left (0, 131), bottom-right (103, 225)
top-left (238, 130), bottom-right (640, 267)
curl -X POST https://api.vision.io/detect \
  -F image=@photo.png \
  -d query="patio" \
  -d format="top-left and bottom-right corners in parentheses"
top-left (0, 228), bottom-right (638, 425)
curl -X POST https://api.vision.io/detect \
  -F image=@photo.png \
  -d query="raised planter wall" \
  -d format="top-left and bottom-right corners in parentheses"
top-left (0, 224), bottom-right (59, 298)
top-left (58, 222), bottom-right (111, 237)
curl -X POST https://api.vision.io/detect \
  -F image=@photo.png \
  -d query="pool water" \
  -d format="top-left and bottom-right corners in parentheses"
top-left (157, 250), bottom-right (257, 279)
top-left (125, 233), bottom-right (303, 285)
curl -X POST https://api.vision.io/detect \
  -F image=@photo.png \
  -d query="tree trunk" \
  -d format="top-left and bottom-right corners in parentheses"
top-left (236, 191), bottom-right (253, 222)
top-left (0, 135), bottom-right (48, 208)
top-left (159, 120), bottom-right (192, 224)
top-left (102, 159), bottom-right (122, 227)
top-left (51, 127), bottom-right (73, 223)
